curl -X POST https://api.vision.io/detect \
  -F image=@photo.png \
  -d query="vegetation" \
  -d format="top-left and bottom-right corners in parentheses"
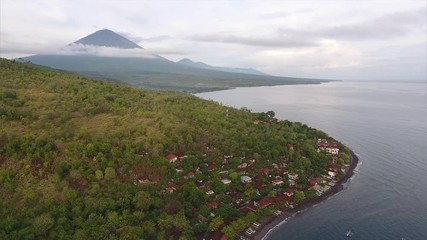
top-left (0, 58), bottom-right (350, 239)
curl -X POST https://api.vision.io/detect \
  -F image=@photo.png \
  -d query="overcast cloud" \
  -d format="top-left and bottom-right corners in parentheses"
top-left (0, 0), bottom-right (425, 81)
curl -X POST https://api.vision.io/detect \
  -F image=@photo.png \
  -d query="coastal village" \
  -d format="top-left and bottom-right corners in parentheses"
top-left (134, 120), bottom-right (353, 240)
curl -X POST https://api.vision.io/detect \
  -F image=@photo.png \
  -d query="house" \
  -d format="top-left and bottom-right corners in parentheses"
top-left (241, 201), bottom-right (258, 214)
top-left (207, 201), bottom-right (218, 209)
top-left (196, 181), bottom-right (205, 189)
top-left (256, 197), bottom-right (274, 209)
top-left (236, 167), bottom-right (247, 174)
top-left (221, 178), bottom-right (231, 185)
top-left (326, 147), bottom-right (339, 155)
top-left (308, 177), bottom-right (322, 187)
top-left (261, 168), bottom-right (270, 175)
top-left (271, 179), bottom-right (284, 186)
top-left (332, 155), bottom-right (338, 164)
top-left (254, 182), bottom-right (266, 190)
top-left (206, 190), bottom-right (215, 196)
top-left (330, 143), bottom-right (340, 148)
top-left (311, 184), bottom-right (321, 193)
top-left (288, 172), bottom-right (299, 180)
top-left (282, 168), bottom-right (289, 175)
top-left (211, 231), bottom-right (228, 240)
top-left (170, 183), bottom-right (178, 190)
top-left (284, 188), bottom-right (295, 197)
top-left (238, 163), bottom-right (248, 168)
top-left (241, 175), bottom-right (252, 183)
top-left (164, 183), bottom-right (178, 193)
top-left (186, 172), bottom-right (195, 179)
top-left (208, 164), bottom-right (217, 171)
top-left (274, 195), bottom-right (286, 207)
top-left (165, 154), bottom-right (178, 163)
top-left (197, 214), bottom-right (207, 223)
top-left (317, 141), bottom-right (329, 152)
top-left (230, 192), bottom-right (243, 204)
top-left (317, 138), bottom-right (329, 146)
top-left (328, 167), bottom-right (338, 177)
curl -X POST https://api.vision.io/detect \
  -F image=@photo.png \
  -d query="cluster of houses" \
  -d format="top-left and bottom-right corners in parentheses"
top-left (317, 138), bottom-right (341, 163)
top-left (156, 138), bottom-right (348, 238)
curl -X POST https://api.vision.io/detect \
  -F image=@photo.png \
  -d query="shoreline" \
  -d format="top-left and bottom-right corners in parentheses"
top-left (252, 150), bottom-right (360, 240)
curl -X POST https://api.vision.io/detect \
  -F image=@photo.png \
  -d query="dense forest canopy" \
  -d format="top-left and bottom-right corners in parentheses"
top-left (0, 59), bottom-right (349, 239)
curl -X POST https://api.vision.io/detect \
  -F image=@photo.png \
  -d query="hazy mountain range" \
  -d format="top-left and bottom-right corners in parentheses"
top-left (177, 58), bottom-right (268, 76)
top-left (22, 29), bottom-right (329, 92)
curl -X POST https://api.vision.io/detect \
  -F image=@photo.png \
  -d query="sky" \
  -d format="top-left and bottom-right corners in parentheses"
top-left (1, 0), bottom-right (426, 82)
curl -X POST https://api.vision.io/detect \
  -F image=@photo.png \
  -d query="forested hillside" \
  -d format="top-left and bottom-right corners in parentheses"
top-left (0, 59), bottom-right (350, 239)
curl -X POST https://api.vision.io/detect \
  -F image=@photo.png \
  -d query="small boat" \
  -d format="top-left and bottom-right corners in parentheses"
top-left (346, 230), bottom-right (353, 237)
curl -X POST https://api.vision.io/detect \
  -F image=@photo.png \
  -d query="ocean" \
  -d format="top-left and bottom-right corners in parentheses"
top-left (196, 82), bottom-right (427, 240)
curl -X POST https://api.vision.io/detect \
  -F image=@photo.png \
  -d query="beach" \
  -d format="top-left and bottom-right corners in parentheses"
top-left (251, 151), bottom-right (360, 240)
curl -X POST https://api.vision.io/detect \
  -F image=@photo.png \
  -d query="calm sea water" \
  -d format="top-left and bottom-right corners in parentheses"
top-left (197, 82), bottom-right (427, 240)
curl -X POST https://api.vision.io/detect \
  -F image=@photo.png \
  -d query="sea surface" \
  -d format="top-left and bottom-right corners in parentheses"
top-left (196, 82), bottom-right (427, 240)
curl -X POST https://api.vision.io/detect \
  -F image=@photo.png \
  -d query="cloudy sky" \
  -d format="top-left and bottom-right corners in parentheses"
top-left (1, 0), bottom-right (426, 81)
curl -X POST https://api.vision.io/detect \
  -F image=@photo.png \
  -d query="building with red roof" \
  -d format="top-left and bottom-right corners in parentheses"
top-left (261, 168), bottom-right (270, 175)
top-left (284, 188), bottom-right (296, 197)
top-left (165, 154), bottom-right (178, 163)
top-left (186, 172), bottom-right (195, 179)
top-left (257, 197), bottom-right (274, 209)
top-left (207, 201), bottom-right (218, 209)
top-left (208, 164), bottom-right (217, 171)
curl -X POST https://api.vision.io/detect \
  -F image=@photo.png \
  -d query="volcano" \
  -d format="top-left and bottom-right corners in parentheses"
top-left (73, 29), bottom-right (143, 49)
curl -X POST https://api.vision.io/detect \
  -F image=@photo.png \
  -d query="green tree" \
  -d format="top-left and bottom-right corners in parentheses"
top-left (32, 213), bottom-right (54, 236)
top-left (305, 189), bottom-right (317, 200)
top-left (182, 182), bottom-right (206, 207)
top-left (133, 190), bottom-right (153, 210)
top-left (217, 205), bottom-right (240, 219)
top-left (294, 191), bottom-right (306, 203)
top-left (208, 216), bottom-right (224, 232)
top-left (141, 220), bottom-right (156, 238)
top-left (104, 167), bottom-right (116, 180)
top-left (266, 110), bottom-right (275, 118)
top-left (229, 172), bottom-right (238, 180)
top-left (95, 170), bottom-right (103, 180)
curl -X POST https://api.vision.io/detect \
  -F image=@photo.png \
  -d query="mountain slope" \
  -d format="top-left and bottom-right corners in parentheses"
top-left (23, 54), bottom-right (327, 92)
top-left (74, 29), bottom-right (143, 49)
top-left (0, 58), bottom-right (350, 239)
top-left (178, 58), bottom-right (268, 76)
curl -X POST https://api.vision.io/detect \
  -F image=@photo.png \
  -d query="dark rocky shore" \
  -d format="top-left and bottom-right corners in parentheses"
top-left (251, 151), bottom-right (359, 240)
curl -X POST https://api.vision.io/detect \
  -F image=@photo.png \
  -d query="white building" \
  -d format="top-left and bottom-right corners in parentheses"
top-left (241, 176), bottom-right (252, 183)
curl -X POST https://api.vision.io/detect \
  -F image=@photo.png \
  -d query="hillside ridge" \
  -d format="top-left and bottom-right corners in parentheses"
top-left (0, 58), bottom-right (350, 239)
